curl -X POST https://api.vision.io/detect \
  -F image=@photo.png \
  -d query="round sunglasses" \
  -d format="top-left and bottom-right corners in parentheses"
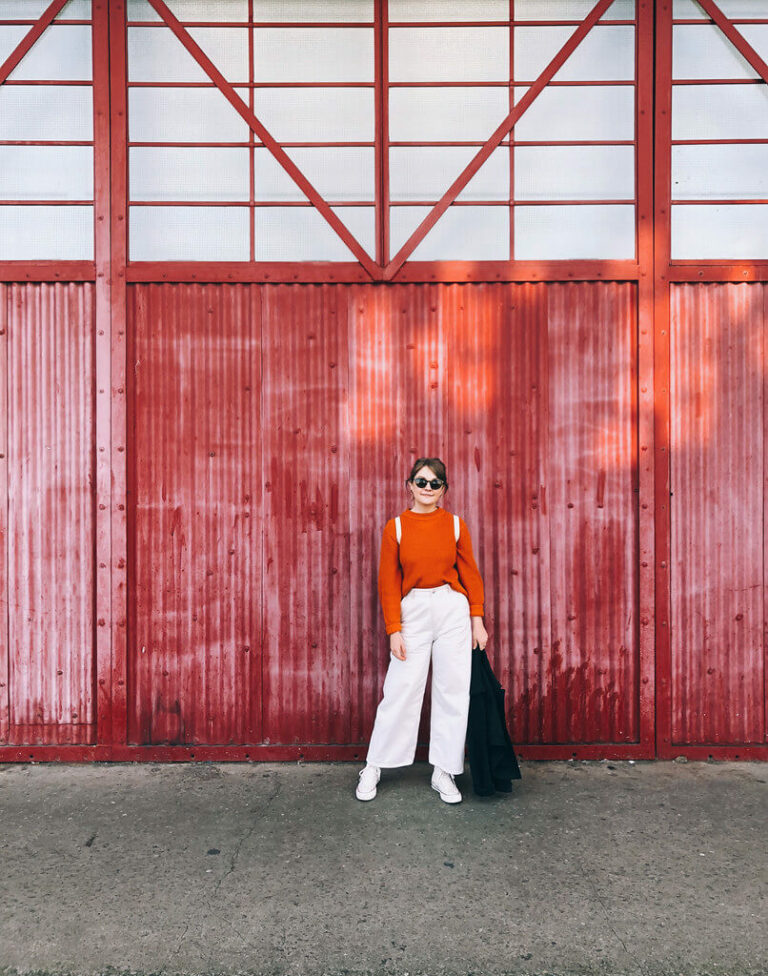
top-left (413, 477), bottom-right (444, 490)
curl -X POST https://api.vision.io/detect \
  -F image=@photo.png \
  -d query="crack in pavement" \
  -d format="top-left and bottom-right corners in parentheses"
top-left (573, 852), bottom-right (642, 972)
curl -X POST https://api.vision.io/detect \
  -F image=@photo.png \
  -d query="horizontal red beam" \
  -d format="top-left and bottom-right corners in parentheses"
top-left (2, 742), bottom-right (766, 763)
top-left (0, 261), bottom-right (94, 280)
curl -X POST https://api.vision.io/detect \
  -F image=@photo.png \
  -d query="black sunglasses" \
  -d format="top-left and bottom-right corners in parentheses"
top-left (413, 477), bottom-right (444, 490)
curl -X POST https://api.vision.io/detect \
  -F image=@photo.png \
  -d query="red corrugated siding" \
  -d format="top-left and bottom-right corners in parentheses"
top-left (1, 283), bottom-right (96, 746)
top-left (670, 284), bottom-right (767, 745)
top-left (123, 281), bottom-right (641, 747)
top-left (128, 284), bottom-right (262, 745)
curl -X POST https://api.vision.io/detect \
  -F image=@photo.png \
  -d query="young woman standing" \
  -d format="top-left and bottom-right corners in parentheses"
top-left (356, 457), bottom-right (487, 804)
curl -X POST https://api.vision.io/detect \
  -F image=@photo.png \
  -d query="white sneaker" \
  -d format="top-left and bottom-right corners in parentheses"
top-left (355, 763), bottom-right (380, 801)
top-left (431, 766), bottom-right (462, 804)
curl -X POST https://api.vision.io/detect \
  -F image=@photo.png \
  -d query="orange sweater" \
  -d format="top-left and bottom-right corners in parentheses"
top-left (378, 507), bottom-right (484, 635)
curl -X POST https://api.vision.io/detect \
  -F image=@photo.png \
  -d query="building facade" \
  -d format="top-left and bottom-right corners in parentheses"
top-left (0, 0), bottom-right (767, 761)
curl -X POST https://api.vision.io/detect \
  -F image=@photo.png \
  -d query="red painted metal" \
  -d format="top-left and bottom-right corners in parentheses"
top-left (1, 1), bottom-right (766, 763)
top-left (108, 0), bottom-right (129, 745)
top-left (128, 284), bottom-right (262, 745)
top-left (119, 281), bottom-right (646, 751)
top-left (669, 284), bottom-right (766, 746)
top-left (0, 0), bottom-right (68, 87)
top-left (147, 0), bottom-right (380, 279)
top-left (384, 0), bottom-right (619, 278)
top-left (636, 0), bottom-right (656, 756)
top-left (654, 0), bottom-right (674, 757)
top-left (3, 282), bottom-right (96, 746)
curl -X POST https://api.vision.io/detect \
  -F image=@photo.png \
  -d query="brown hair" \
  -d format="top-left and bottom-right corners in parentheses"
top-left (406, 457), bottom-right (448, 490)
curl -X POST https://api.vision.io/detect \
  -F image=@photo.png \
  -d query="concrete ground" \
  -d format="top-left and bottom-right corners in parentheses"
top-left (0, 759), bottom-right (766, 976)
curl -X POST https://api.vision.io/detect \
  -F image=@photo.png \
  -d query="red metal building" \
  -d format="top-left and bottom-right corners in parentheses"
top-left (0, 0), bottom-right (766, 762)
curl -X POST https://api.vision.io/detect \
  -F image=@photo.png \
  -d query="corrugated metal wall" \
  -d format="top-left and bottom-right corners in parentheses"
top-left (3, 280), bottom-right (765, 753)
top-left (0, 283), bottom-right (96, 746)
top-left (126, 281), bottom-right (640, 747)
top-left (670, 284), bottom-right (767, 745)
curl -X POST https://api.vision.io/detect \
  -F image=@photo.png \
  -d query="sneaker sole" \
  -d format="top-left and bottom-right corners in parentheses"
top-left (355, 787), bottom-right (377, 801)
top-left (431, 782), bottom-right (462, 804)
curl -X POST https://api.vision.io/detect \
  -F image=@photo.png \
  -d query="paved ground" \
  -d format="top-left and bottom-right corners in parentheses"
top-left (0, 759), bottom-right (766, 976)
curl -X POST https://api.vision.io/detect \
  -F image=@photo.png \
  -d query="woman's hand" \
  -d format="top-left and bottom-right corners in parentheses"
top-left (471, 616), bottom-right (488, 650)
top-left (390, 632), bottom-right (407, 661)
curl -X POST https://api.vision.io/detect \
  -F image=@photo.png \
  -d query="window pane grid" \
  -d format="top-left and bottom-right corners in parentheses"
top-left (671, 12), bottom-right (768, 258)
top-left (0, 9), bottom-right (93, 259)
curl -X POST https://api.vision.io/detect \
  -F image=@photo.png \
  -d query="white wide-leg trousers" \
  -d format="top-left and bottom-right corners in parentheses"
top-left (366, 583), bottom-right (472, 776)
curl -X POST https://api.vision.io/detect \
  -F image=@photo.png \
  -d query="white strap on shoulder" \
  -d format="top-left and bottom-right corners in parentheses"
top-left (395, 516), bottom-right (402, 544)
top-left (453, 513), bottom-right (460, 543)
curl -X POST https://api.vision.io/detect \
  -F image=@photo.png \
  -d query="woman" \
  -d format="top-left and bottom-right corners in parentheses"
top-left (356, 457), bottom-right (488, 804)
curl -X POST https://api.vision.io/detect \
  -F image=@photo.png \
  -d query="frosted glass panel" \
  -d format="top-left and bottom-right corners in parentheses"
top-left (0, 85), bottom-right (92, 140)
top-left (0, 27), bottom-right (25, 64)
top-left (389, 87), bottom-right (509, 141)
top-left (57, 0), bottom-right (91, 16)
top-left (254, 147), bottom-right (374, 201)
top-left (0, 147), bottom-right (93, 200)
top-left (515, 25), bottom-right (634, 81)
top-left (130, 206), bottom-right (249, 260)
top-left (253, 28), bottom-right (373, 81)
top-left (673, 26), bottom-right (758, 79)
top-left (515, 204), bottom-right (635, 259)
top-left (0, 1), bottom-right (90, 16)
top-left (389, 27), bottom-right (509, 82)
top-left (514, 85), bottom-right (634, 140)
top-left (673, 85), bottom-right (768, 139)
top-left (515, 0), bottom-right (635, 17)
top-left (390, 205), bottom-right (509, 260)
top-left (130, 148), bottom-right (250, 201)
top-left (672, 145), bottom-right (768, 200)
top-left (390, 147), bottom-right (509, 201)
top-left (127, 0), bottom-right (248, 19)
top-left (0, 205), bottom-right (93, 259)
top-left (388, 1), bottom-right (508, 20)
top-left (253, 1), bottom-right (373, 20)
top-left (515, 146), bottom-right (634, 200)
top-left (674, 0), bottom-right (768, 15)
top-left (128, 26), bottom-right (248, 82)
top-left (253, 206), bottom-right (375, 260)
top-left (7, 25), bottom-right (91, 80)
top-left (252, 88), bottom-right (374, 141)
top-left (129, 87), bottom-right (250, 141)
top-left (671, 205), bottom-right (768, 258)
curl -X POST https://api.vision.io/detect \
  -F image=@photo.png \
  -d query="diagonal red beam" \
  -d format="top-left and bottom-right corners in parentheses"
top-left (0, 0), bottom-right (68, 86)
top-left (695, 0), bottom-right (768, 83)
top-left (384, 0), bottom-right (616, 279)
top-left (148, 0), bottom-right (380, 278)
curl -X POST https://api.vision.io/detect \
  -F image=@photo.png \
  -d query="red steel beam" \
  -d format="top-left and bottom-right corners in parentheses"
top-left (147, 0), bottom-right (380, 279)
top-left (383, 0), bottom-right (618, 279)
top-left (695, 0), bottom-right (768, 83)
top-left (0, 0), bottom-right (68, 87)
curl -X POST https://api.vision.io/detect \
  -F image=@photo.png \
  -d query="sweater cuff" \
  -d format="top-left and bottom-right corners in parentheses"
top-left (469, 604), bottom-right (484, 617)
top-left (386, 622), bottom-right (402, 636)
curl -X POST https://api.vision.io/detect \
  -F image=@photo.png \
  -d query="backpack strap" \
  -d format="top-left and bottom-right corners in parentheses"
top-left (453, 513), bottom-right (460, 543)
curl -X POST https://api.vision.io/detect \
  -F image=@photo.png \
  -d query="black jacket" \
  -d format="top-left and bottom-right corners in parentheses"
top-left (466, 647), bottom-right (522, 796)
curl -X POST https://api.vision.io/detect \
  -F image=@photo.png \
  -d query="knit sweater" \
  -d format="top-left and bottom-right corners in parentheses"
top-left (377, 507), bottom-right (485, 635)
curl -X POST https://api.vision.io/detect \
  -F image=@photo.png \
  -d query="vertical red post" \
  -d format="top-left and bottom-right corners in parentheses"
top-left (108, 0), bottom-right (129, 744)
top-left (636, 0), bottom-right (657, 755)
top-left (653, 0), bottom-right (674, 758)
top-left (92, 0), bottom-right (113, 745)
top-left (0, 284), bottom-right (7, 744)
top-left (374, 0), bottom-right (389, 266)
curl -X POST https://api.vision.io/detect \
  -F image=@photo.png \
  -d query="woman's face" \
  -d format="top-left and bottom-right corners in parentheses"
top-left (409, 465), bottom-right (445, 510)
